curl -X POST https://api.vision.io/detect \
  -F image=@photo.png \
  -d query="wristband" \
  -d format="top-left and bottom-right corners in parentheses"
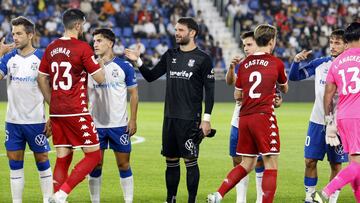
top-left (136, 57), bottom-right (143, 67)
top-left (203, 113), bottom-right (211, 122)
top-left (325, 114), bottom-right (334, 125)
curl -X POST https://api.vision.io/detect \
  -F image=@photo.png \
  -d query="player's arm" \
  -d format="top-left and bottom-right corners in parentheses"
top-left (83, 44), bottom-right (105, 84)
top-left (201, 56), bottom-right (215, 136)
top-left (37, 73), bottom-right (51, 104)
top-left (274, 88), bottom-right (283, 108)
top-left (225, 56), bottom-right (242, 86)
top-left (90, 68), bottom-right (105, 84)
top-left (289, 50), bottom-right (317, 81)
top-left (124, 45), bottom-right (166, 82)
top-left (0, 38), bottom-right (14, 58)
top-left (324, 82), bottom-right (337, 116)
top-left (127, 87), bottom-right (138, 136)
top-left (234, 88), bottom-right (243, 101)
top-left (277, 60), bottom-right (289, 94)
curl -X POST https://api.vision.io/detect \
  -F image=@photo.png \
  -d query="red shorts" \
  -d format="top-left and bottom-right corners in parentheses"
top-left (236, 113), bottom-right (280, 156)
top-left (51, 114), bottom-right (99, 148)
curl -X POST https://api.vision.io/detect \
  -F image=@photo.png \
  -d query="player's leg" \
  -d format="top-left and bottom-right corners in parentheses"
top-left (5, 123), bottom-right (26, 203)
top-left (255, 156), bottom-right (265, 203)
top-left (24, 123), bottom-right (52, 203)
top-left (109, 127), bottom-right (133, 203)
top-left (261, 155), bottom-right (278, 203)
top-left (229, 125), bottom-right (248, 203)
top-left (350, 173), bottom-right (360, 202)
top-left (88, 150), bottom-right (105, 203)
top-left (177, 119), bottom-right (202, 203)
top-left (162, 117), bottom-right (180, 203)
top-left (304, 122), bottom-right (326, 202)
top-left (88, 128), bottom-right (107, 203)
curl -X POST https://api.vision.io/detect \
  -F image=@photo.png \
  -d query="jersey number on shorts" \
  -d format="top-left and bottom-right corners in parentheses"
top-left (249, 71), bottom-right (262, 98)
top-left (51, 61), bottom-right (73, 90)
top-left (338, 67), bottom-right (360, 95)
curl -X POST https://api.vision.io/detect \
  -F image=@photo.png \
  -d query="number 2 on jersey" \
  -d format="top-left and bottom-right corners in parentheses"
top-left (338, 67), bottom-right (360, 95)
top-left (249, 71), bottom-right (262, 98)
top-left (51, 61), bottom-right (73, 90)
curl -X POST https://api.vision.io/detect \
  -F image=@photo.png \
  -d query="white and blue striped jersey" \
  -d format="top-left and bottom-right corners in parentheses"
top-left (289, 57), bottom-right (336, 125)
top-left (0, 49), bottom-right (45, 124)
top-left (88, 57), bottom-right (137, 128)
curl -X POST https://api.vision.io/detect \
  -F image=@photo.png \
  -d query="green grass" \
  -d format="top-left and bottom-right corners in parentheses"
top-left (0, 102), bottom-right (356, 202)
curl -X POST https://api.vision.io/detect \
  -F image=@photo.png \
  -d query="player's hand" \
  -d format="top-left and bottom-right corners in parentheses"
top-left (124, 44), bottom-right (141, 62)
top-left (325, 114), bottom-right (340, 147)
top-left (44, 119), bottom-right (52, 138)
top-left (0, 38), bottom-right (15, 57)
top-left (127, 119), bottom-right (137, 136)
top-left (229, 56), bottom-right (242, 70)
top-left (200, 121), bottom-right (211, 136)
top-left (274, 94), bottom-right (282, 108)
top-left (234, 89), bottom-right (242, 101)
top-left (294, 50), bottom-right (312, 62)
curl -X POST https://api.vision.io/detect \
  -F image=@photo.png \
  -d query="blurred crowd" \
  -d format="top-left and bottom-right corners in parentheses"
top-left (0, 0), bottom-right (225, 79)
top-left (225, 0), bottom-right (360, 69)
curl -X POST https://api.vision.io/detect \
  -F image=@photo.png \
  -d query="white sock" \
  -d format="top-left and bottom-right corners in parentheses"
top-left (88, 175), bottom-right (102, 203)
top-left (235, 174), bottom-right (249, 203)
top-left (54, 190), bottom-right (68, 203)
top-left (120, 175), bottom-right (134, 203)
top-left (255, 171), bottom-right (263, 203)
top-left (39, 168), bottom-right (53, 203)
top-left (10, 169), bottom-right (24, 203)
top-left (305, 185), bottom-right (316, 202)
top-left (329, 190), bottom-right (340, 203)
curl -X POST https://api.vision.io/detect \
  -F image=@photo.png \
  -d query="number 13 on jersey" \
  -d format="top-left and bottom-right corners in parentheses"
top-left (338, 66), bottom-right (360, 95)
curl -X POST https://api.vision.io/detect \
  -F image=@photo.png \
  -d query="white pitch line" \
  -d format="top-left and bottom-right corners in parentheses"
top-left (0, 135), bottom-right (145, 157)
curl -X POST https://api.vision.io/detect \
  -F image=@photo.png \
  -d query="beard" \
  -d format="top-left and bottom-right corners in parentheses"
top-left (176, 35), bottom-right (190, 45)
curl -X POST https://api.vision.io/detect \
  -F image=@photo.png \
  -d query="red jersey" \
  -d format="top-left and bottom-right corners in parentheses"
top-left (235, 53), bottom-right (287, 116)
top-left (39, 38), bottom-right (101, 116)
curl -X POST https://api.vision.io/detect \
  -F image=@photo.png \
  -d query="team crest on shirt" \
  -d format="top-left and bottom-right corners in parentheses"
top-left (112, 69), bottom-right (119, 78)
top-left (35, 134), bottom-right (47, 146)
top-left (188, 59), bottom-right (195, 67)
top-left (31, 62), bottom-right (38, 70)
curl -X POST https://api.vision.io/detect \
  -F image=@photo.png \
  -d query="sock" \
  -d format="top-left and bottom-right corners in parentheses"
top-left (329, 190), bottom-right (340, 203)
top-left (9, 160), bottom-right (24, 203)
top-left (262, 169), bottom-right (277, 203)
top-left (185, 159), bottom-right (200, 203)
top-left (120, 168), bottom-right (134, 203)
top-left (60, 150), bottom-right (101, 194)
top-left (235, 174), bottom-right (249, 203)
top-left (54, 190), bottom-right (68, 203)
top-left (89, 168), bottom-right (102, 203)
top-left (166, 159), bottom-right (180, 203)
top-left (255, 166), bottom-right (264, 203)
top-left (218, 164), bottom-right (248, 198)
top-left (304, 177), bottom-right (317, 202)
top-left (323, 162), bottom-right (360, 197)
top-left (53, 152), bottom-right (73, 192)
top-left (36, 160), bottom-right (53, 203)
top-left (350, 177), bottom-right (360, 202)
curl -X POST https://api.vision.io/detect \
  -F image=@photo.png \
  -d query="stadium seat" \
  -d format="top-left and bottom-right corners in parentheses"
top-left (114, 27), bottom-right (122, 38)
top-left (0, 14), bottom-right (4, 23)
top-left (140, 38), bottom-right (149, 48)
top-left (122, 27), bottom-right (133, 38)
top-left (40, 37), bottom-right (50, 48)
top-left (149, 39), bottom-right (160, 48)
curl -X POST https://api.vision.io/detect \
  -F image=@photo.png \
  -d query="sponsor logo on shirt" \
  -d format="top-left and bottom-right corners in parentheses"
top-left (10, 75), bottom-right (37, 82)
top-left (92, 82), bottom-right (122, 88)
top-left (169, 70), bottom-right (193, 80)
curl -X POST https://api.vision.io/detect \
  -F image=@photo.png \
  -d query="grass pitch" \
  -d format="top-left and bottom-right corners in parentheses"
top-left (0, 102), bottom-right (355, 202)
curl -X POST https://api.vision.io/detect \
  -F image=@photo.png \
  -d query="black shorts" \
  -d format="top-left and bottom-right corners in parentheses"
top-left (161, 117), bottom-right (201, 159)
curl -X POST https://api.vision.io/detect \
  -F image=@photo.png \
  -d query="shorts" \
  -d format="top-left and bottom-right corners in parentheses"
top-left (236, 113), bottom-right (280, 156)
top-left (5, 122), bottom-right (50, 153)
top-left (304, 121), bottom-right (348, 162)
top-left (161, 117), bottom-right (201, 159)
top-left (97, 126), bottom-right (131, 153)
top-left (337, 118), bottom-right (360, 155)
top-left (229, 126), bottom-right (238, 157)
top-left (51, 115), bottom-right (99, 148)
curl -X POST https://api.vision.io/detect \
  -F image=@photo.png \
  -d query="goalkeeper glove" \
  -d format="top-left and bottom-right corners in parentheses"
top-left (325, 114), bottom-right (340, 147)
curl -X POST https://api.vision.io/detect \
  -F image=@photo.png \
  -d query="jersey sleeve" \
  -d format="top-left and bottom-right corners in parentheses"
top-left (276, 59), bottom-right (288, 85)
top-left (326, 63), bottom-right (336, 84)
top-left (82, 43), bottom-right (101, 75)
top-left (202, 54), bottom-right (215, 115)
top-left (123, 61), bottom-right (137, 88)
top-left (0, 51), bottom-right (17, 77)
top-left (39, 49), bottom-right (50, 76)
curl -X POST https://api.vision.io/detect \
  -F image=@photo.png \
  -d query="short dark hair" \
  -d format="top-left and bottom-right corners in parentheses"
top-left (330, 29), bottom-right (346, 42)
top-left (241, 31), bottom-right (254, 40)
top-left (62, 9), bottom-right (86, 30)
top-left (344, 22), bottom-right (360, 42)
top-left (92, 28), bottom-right (115, 47)
top-left (11, 16), bottom-right (35, 34)
top-left (177, 17), bottom-right (199, 37)
top-left (254, 24), bottom-right (277, 47)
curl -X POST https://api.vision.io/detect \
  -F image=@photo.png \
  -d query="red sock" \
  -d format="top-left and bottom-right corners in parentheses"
top-left (60, 150), bottom-right (101, 194)
top-left (262, 169), bottom-right (277, 203)
top-left (217, 164), bottom-right (247, 197)
top-left (53, 152), bottom-right (73, 192)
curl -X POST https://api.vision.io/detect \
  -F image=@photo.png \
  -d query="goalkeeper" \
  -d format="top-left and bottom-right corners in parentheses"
top-left (288, 29), bottom-right (348, 203)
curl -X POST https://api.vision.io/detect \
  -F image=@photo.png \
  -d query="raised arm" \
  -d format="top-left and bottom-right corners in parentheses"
top-left (225, 56), bottom-right (242, 86)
